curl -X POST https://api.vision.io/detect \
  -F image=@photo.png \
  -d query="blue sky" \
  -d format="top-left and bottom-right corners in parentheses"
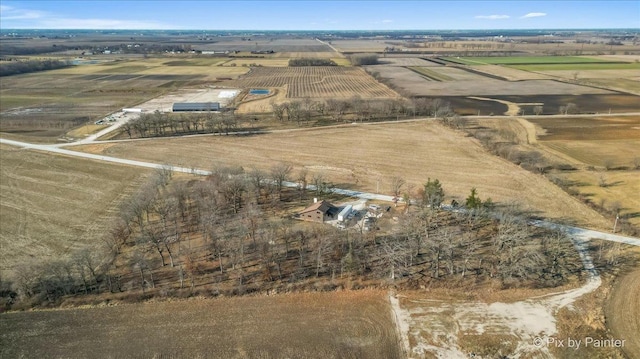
top-left (1, 1), bottom-right (638, 30)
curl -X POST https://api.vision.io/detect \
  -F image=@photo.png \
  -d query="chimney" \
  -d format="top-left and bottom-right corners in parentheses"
top-left (314, 198), bottom-right (318, 203)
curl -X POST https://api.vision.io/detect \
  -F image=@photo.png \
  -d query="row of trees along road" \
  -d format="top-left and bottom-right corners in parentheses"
top-left (5, 165), bottom-right (612, 310)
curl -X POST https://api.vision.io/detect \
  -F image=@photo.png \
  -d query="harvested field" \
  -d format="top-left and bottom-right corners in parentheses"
top-left (543, 140), bottom-right (640, 168)
top-left (75, 121), bottom-right (610, 229)
top-left (0, 144), bottom-right (149, 278)
top-left (0, 59), bottom-right (248, 140)
top-left (445, 56), bottom-right (617, 65)
top-left (530, 116), bottom-right (640, 142)
top-left (0, 290), bottom-right (401, 359)
top-left (224, 66), bottom-right (398, 99)
top-left (493, 94), bottom-right (640, 115)
top-left (224, 58), bottom-right (291, 67)
top-left (606, 267), bottom-right (640, 359)
top-left (466, 64), bottom-right (554, 81)
top-left (378, 57), bottom-right (439, 67)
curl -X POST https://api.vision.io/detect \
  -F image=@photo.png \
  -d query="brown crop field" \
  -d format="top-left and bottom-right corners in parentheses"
top-left (224, 66), bottom-right (399, 99)
top-left (530, 116), bottom-right (640, 167)
top-left (0, 144), bottom-right (149, 278)
top-left (0, 290), bottom-right (401, 359)
top-left (73, 121), bottom-right (610, 229)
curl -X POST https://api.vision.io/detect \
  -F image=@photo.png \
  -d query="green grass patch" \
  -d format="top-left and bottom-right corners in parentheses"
top-left (406, 66), bottom-right (453, 81)
top-left (511, 62), bottom-right (640, 71)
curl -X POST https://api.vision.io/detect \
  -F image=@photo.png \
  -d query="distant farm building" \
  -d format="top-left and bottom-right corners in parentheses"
top-left (172, 102), bottom-right (220, 112)
top-left (298, 199), bottom-right (338, 223)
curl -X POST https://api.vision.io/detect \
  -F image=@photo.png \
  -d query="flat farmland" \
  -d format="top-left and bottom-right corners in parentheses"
top-left (445, 56), bottom-right (618, 65)
top-left (75, 121), bottom-right (610, 228)
top-left (195, 38), bottom-right (332, 53)
top-left (0, 144), bottom-right (149, 277)
top-left (368, 63), bottom-right (614, 97)
top-left (225, 66), bottom-right (399, 99)
top-left (0, 58), bottom-right (249, 141)
top-left (0, 290), bottom-right (401, 359)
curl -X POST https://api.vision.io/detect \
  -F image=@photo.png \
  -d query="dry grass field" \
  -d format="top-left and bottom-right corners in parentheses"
top-left (0, 290), bottom-right (401, 359)
top-left (74, 121), bottom-right (610, 229)
top-left (606, 266), bottom-right (640, 359)
top-left (0, 144), bottom-right (149, 277)
top-left (224, 66), bottom-right (399, 99)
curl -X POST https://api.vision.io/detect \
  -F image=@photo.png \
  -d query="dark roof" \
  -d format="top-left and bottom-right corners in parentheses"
top-left (172, 102), bottom-right (220, 111)
top-left (299, 200), bottom-right (335, 214)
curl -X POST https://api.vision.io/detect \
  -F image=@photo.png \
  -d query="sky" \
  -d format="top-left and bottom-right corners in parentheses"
top-left (0, 1), bottom-right (638, 30)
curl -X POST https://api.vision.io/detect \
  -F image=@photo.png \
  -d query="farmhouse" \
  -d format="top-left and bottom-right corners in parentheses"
top-left (172, 102), bottom-right (220, 112)
top-left (298, 199), bottom-right (339, 223)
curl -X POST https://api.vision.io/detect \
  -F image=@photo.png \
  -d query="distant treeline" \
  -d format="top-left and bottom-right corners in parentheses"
top-left (0, 59), bottom-right (73, 77)
top-left (288, 58), bottom-right (337, 66)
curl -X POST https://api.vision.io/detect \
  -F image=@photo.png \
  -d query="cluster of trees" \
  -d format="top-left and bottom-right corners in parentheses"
top-left (120, 111), bottom-right (239, 138)
top-left (270, 97), bottom-right (455, 125)
top-left (348, 54), bottom-right (379, 66)
top-left (288, 58), bottom-right (337, 66)
top-left (4, 164), bottom-right (598, 310)
top-left (0, 59), bottom-right (73, 77)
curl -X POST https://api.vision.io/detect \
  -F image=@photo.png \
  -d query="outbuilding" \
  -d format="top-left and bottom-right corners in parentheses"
top-left (172, 102), bottom-right (220, 112)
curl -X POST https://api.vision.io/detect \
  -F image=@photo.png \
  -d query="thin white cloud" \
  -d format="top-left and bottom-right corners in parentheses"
top-left (0, 4), bottom-right (47, 20)
top-left (475, 15), bottom-right (510, 20)
top-left (382, 19), bottom-right (393, 23)
top-left (521, 12), bottom-right (547, 18)
top-left (0, 4), bottom-right (174, 29)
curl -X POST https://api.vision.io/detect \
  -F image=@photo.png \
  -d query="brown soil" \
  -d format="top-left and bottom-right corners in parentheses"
top-left (605, 267), bottom-right (640, 359)
top-left (0, 290), bottom-right (400, 359)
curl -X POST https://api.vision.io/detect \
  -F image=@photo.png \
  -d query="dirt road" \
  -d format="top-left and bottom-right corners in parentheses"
top-left (606, 267), bottom-right (640, 359)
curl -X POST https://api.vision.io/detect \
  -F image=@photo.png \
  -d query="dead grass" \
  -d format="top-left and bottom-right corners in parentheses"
top-left (0, 144), bottom-right (149, 278)
top-left (605, 266), bottom-right (640, 359)
top-left (73, 121), bottom-right (610, 229)
top-left (0, 290), bottom-right (401, 359)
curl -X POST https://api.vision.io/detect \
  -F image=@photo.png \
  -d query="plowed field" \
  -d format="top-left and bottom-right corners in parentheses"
top-left (0, 290), bottom-right (400, 359)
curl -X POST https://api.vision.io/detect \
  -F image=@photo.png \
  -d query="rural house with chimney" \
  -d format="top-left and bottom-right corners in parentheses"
top-left (298, 199), bottom-right (338, 223)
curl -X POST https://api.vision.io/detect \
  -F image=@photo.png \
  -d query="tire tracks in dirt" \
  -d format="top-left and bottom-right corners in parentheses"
top-left (606, 267), bottom-right (640, 359)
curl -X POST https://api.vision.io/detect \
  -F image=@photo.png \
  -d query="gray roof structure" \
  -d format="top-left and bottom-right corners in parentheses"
top-left (172, 102), bottom-right (220, 112)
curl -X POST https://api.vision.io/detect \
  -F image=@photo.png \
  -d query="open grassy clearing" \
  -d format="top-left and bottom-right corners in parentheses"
top-left (558, 171), bottom-right (640, 226)
top-left (583, 78), bottom-right (640, 95)
top-left (0, 144), bottom-right (149, 278)
top-left (75, 121), bottom-right (609, 229)
top-left (0, 290), bottom-right (400, 359)
top-left (224, 66), bottom-right (399, 99)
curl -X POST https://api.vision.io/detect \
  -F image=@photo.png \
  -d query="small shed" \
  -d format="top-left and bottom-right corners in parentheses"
top-left (298, 200), bottom-right (338, 223)
top-left (172, 102), bottom-right (220, 112)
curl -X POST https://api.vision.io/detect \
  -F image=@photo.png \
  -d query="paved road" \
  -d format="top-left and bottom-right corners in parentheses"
top-left (3, 137), bottom-right (639, 247)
